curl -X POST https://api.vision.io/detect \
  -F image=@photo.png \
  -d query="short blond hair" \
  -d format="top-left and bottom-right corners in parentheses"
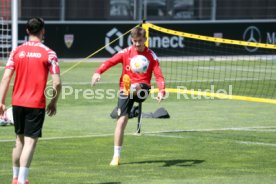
top-left (130, 27), bottom-right (146, 38)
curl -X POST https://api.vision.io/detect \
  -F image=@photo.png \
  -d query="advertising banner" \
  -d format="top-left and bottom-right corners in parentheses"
top-left (18, 22), bottom-right (276, 58)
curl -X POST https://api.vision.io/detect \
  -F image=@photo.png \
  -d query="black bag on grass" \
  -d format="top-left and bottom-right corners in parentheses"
top-left (142, 107), bottom-right (170, 119)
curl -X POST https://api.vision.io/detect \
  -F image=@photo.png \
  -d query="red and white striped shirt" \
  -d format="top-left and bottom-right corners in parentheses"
top-left (6, 41), bottom-right (60, 108)
top-left (96, 45), bottom-right (165, 94)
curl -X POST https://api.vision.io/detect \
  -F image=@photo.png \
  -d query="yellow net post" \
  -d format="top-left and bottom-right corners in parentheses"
top-left (142, 21), bottom-right (149, 47)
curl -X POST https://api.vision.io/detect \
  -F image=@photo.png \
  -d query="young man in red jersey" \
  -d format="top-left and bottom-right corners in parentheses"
top-left (91, 27), bottom-right (165, 166)
top-left (0, 17), bottom-right (61, 184)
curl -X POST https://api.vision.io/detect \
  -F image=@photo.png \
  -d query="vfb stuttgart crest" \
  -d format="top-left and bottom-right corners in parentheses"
top-left (64, 34), bottom-right (74, 49)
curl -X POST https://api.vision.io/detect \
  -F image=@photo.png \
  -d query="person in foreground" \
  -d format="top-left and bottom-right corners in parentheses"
top-left (0, 17), bottom-right (61, 184)
top-left (91, 27), bottom-right (166, 166)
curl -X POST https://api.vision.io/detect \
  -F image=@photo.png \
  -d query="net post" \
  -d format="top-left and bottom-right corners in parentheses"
top-left (136, 102), bottom-right (142, 134)
top-left (12, 0), bottom-right (18, 50)
top-left (142, 20), bottom-right (149, 47)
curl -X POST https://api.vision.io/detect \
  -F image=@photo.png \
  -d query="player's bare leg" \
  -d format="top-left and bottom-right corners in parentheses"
top-left (20, 137), bottom-right (38, 167)
top-left (110, 115), bottom-right (128, 166)
top-left (115, 115), bottom-right (128, 146)
top-left (12, 135), bottom-right (24, 183)
top-left (16, 137), bottom-right (37, 184)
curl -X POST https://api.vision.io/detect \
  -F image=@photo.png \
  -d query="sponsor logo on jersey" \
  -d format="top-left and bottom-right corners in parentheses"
top-left (126, 65), bottom-right (131, 71)
top-left (18, 51), bottom-right (26, 58)
top-left (26, 52), bottom-right (42, 58)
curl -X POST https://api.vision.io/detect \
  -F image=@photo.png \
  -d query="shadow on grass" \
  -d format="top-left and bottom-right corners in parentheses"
top-left (123, 159), bottom-right (205, 167)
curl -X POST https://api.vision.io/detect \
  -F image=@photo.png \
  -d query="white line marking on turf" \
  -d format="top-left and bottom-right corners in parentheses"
top-left (1, 126), bottom-right (276, 143)
top-left (143, 134), bottom-right (186, 139)
top-left (142, 126), bottom-right (276, 134)
top-left (0, 133), bottom-right (115, 143)
top-left (238, 141), bottom-right (276, 147)
top-left (40, 133), bottom-right (115, 140)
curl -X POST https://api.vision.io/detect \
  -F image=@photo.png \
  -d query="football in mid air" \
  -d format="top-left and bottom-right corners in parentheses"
top-left (130, 55), bottom-right (149, 74)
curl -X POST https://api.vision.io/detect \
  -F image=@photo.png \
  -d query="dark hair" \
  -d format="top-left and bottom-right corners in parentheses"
top-left (26, 17), bottom-right (44, 35)
top-left (130, 27), bottom-right (146, 38)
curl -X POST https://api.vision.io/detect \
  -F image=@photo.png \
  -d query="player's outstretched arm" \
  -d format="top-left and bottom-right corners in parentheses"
top-left (91, 73), bottom-right (101, 86)
top-left (47, 74), bottom-right (61, 116)
top-left (0, 69), bottom-right (14, 116)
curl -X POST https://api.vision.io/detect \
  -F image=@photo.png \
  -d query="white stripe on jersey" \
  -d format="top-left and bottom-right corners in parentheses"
top-left (37, 43), bottom-right (51, 51)
top-left (149, 49), bottom-right (159, 61)
top-left (48, 54), bottom-right (59, 74)
top-left (6, 49), bottom-right (16, 69)
top-left (52, 62), bottom-right (57, 73)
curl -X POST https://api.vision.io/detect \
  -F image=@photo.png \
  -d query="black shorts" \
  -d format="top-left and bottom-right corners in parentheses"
top-left (117, 83), bottom-right (150, 117)
top-left (13, 106), bottom-right (46, 138)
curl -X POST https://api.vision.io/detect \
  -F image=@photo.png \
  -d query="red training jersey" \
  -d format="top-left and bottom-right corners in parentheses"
top-left (6, 41), bottom-right (60, 108)
top-left (95, 45), bottom-right (165, 94)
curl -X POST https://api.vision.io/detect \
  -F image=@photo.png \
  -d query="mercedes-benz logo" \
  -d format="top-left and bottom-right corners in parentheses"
top-left (243, 26), bottom-right (261, 52)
